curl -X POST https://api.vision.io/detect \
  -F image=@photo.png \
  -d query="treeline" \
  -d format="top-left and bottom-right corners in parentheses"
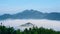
top-left (0, 25), bottom-right (60, 34)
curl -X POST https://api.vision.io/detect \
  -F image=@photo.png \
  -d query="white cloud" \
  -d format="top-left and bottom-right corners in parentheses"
top-left (0, 19), bottom-right (60, 31)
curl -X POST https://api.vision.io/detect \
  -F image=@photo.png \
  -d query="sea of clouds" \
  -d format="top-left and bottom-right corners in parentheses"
top-left (0, 19), bottom-right (60, 31)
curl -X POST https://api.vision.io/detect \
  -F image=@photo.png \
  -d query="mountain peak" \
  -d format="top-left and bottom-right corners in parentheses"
top-left (20, 22), bottom-right (34, 27)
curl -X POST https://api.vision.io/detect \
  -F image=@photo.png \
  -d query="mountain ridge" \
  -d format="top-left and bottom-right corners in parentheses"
top-left (0, 9), bottom-right (60, 20)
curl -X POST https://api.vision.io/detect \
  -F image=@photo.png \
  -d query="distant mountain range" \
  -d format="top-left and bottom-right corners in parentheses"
top-left (0, 9), bottom-right (60, 20)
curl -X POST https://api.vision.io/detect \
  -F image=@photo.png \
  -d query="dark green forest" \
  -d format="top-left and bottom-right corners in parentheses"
top-left (0, 24), bottom-right (60, 34)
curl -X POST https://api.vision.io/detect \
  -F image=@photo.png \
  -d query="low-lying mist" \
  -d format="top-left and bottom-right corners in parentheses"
top-left (0, 19), bottom-right (60, 31)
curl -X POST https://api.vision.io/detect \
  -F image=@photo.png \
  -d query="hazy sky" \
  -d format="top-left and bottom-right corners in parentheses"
top-left (0, 0), bottom-right (60, 15)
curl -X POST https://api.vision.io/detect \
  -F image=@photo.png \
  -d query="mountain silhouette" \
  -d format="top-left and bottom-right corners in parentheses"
top-left (45, 12), bottom-right (60, 20)
top-left (12, 9), bottom-right (44, 19)
top-left (0, 9), bottom-right (60, 20)
top-left (20, 22), bottom-right (34, 27)
top-left (0, 14), bottom-right (12, 20)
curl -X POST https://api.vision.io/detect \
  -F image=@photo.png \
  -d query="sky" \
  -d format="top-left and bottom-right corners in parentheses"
top-left (0, 0), bottom-right (60, 15)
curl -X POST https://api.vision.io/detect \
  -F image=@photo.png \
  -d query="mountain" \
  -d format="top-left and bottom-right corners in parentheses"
top-left (0, 14), bottom-right (12, 20)
top-left (15, 22), bottom-right (36, 31)
top-left (45, 12), bottom-right (60, 20)
top-left (12, 10), bottom-right (44, 19)
top-left (0, 9), bottom-right (60, 20)
top-left (20, 22), bottom-right (34, 27)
